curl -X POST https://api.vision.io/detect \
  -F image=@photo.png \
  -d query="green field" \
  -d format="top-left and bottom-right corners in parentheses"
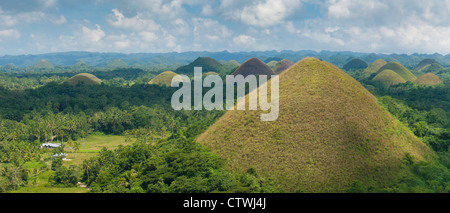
top-left (11, 170), bottom-right (87, 193)
top-left (62, 134), bottom-right (135, 167)
top-left (9, 135), bottom-right (133, 193)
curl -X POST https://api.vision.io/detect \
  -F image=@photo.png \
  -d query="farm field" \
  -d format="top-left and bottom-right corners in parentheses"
top-left (7, 135), bottom-right (133, 193)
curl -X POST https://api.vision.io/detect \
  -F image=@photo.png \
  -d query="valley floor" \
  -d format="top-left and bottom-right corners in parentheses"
top-left (8, 135), bottom-right (133, 193)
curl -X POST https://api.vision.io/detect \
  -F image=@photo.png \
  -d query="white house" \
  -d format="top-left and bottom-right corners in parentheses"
top-left (41, 143), bottom-right (61, 149)
top-left (51, 153), bottom-right (67, 160)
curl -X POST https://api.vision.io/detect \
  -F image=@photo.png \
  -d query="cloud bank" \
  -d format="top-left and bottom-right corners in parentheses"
top-left (1, 0), bottom-right (450, 54)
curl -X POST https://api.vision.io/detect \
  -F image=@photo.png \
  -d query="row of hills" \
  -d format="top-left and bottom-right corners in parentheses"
top-left (3, 50), bottom-right (450, 69)
top-left (64, 56), bottom-right (447, 90)
top-left (342, 58), bottom-right (446, 88)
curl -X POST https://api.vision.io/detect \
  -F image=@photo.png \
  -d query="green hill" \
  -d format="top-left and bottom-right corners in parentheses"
top-left (376, 62), bottom-right (417, 82)
top-left (221, 60), bottom-right (240, 74)
top-left (197, 58), bottom-right (430, 192)
top-left (343, 58), bottom-right (368, 71)
top-left (231, 58), bottom-right (276, 77)
top-left (413, 73), bottom-right (444, 86)
top-left (264, 57), bottom-right (283, 63)
top-left (176, 57), bottom-right (227, 76)
top-left (418, 63), bottom-right (444, 74)
top-left (107, 59), bottom-right (128, 68)
top-left (229, 60), bottom-right (240, 66)
top-left (267, 61), bottom-right (279, 69)
top-left (67, 73), bottom-right (102, 85)
top-left (75, 60), bottom-right (88, 66)
top-left (34, 60), bottom-right (54, 69)
top-left (360, 59), bottom-right (387, 79)
top-left (274, 59), bottom-right (295, 74)
top-left (0, 64), bottom-right (19, 72)
top-left (148, 71), bottom-right (183, 86)
top-left (371, 70), bottom-right (407, 89)
top-left (73, 60), bottom-right (89, 68)
top-left (414, 59), bottom-right (442, 71)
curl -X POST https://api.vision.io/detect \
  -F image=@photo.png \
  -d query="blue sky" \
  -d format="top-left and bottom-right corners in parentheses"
top-left (1, 0), bottom-right (450, 55)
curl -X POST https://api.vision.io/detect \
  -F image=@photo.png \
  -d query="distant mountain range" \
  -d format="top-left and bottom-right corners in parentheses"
top-left (2, 50), bottom-right (450, 69)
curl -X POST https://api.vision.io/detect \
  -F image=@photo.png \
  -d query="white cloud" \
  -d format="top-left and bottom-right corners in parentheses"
top-left (157, 0), bottom-right (185, 19)
top-left (139, 31), bottom-right (158, 42)
top-left (0, 29), bottom-right (20, 38)
top-left (100, 0), bottom-right (187, 20)
top-left (0, 10), bottom-right (16, 27)
top-left (223, 0), bottom-right (302, 27)
top-left (193, 18), bottom-right (232, 42)
top-left (327, 0), bottom-right (387, 19)
top-left (81, 24), bottom-right (105, 42)
top-left (325, 26), bottom-right (339, 33)
top-left (285, 21), bottom-right (297, 34)
top-left (201, 4), bottom-right (214, 16)
top-left (42, 0), bottom-right (58, 9)
top-left (233, 35), bottom-right (256, 46)
top-left (327, 0), bottom-right (351, 18)
top-left (171, 18), bottom-right (190, 35)
top-left (114, 39), bottom-right (131, 49)
top-left (3, 0), bottom-right (450, 54)
top-left (107, 9), bottom-right (160, 31)
top-left (0, 9), bottom-right (67, 26)
top-left (166, 34), bottom-right (177, 47)
top-left (288, 0), bottom-right (450, 53)
top-left (50, 15), bottom-right (67, 25)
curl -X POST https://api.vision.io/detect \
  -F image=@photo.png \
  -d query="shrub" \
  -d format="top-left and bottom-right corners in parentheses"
top-left (49, 166), bottom-right (78, 187)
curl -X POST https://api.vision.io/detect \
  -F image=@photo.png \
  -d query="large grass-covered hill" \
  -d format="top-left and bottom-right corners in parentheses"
top-left (197, 58), bottom-right (431, 192)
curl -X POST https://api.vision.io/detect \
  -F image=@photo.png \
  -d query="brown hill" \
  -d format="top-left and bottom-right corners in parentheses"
top-left (67, 73), bottom-right (102, 85)
top-left (371, 70), bottom-right (407, 89)
top-left (231, 58), bottom-right (276, 77)
top-left (413, 73), bottom-right (444, 86)
top-left (197, 58), bottom-right (430, 192)
top-left (274, 59), bottom-right (295, 74)
top-left (149, 71), bottom-right (183, 86)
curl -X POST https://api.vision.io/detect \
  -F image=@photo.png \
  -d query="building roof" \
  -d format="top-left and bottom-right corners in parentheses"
top-left (41, 143), bottom-right (61, 148)
top-left (52, 153), bottom-right (67, 157)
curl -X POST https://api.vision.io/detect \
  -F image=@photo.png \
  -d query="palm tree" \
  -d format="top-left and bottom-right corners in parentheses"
top-left (74, 141), bottom-right (80, 159)
top-left (66, 139), bottom-right (74, 159)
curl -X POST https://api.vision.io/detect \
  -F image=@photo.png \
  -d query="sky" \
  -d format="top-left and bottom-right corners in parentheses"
top-left (1, 0), bottom-right (450, 55)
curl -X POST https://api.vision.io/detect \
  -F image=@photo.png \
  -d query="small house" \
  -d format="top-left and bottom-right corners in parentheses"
top-left (41, 143), bottom-right (61, 149)
top-left (51, 153), bottom-right (67, 160)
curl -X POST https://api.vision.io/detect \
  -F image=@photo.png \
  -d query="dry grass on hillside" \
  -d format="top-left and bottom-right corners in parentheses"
top-left (67, 73), bottom-right (102, 85)
top-left (376, 62), bottom-right (417, 82)
top-left (361, 59), bottom-right (387, 79)
top-left (372, 69), bottom-right (406, 89)
top-left (413, 73), bottom-right (444, 85)
top-left (148, 71), bottom-right (182, 86)
top-left (231, 58), bottom-right (276, 77)
top-left (197, 58), bottom-right (431, 192)
top-left (274, 59), bottom-right (295, 74)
